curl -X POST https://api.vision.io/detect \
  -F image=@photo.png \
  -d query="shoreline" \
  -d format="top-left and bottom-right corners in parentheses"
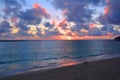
top-left (1, 56), bottom-right (120, 80)
top-left (1, 53), bottom-right (119, 78)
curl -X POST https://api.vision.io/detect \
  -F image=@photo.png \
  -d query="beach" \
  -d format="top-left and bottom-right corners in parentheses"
top-left (1, 57), bottom-right (120, 80)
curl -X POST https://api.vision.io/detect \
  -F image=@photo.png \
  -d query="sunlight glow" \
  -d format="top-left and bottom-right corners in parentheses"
top-left (11, 28), bottom-right (20, 34)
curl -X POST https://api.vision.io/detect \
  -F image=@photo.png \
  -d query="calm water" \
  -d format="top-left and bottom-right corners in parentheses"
top-left (0, 40), bottom-right (120, 77)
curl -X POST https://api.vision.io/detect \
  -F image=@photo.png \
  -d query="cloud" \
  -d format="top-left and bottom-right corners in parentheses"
top-left (58, 19), bottom-right (68, 29)
top-left (1, 0), bottom-right (26, 16)
top-left (100, 0), bottom-right (120, 25)
top-left (0, 0), bottom-right (29, 36)
top-left (89, 27), bottom-right (102, 36)
top-left (101, 24), bottom-right (120, 36)
top-left (44, 22), bottom-right (54, 28)
top-left (0, 1), bottom-right (52, 38)
top-left (44, 29), bottom-right (60, 37)
top-left (51, 0), bottom-right (106, 36)
top-left (0, 21), bottom-right (11, 33)
top-left (17, 22), bottom-right (29, 30)
top-left (17, 3), bottom-right (50, 25)
top-left (0, 0), bottom-right (119, 39)
top-left (52, 0), bottom-right (91, 24)
top-left (1, 1), bottom-right (50, 26)
top-left (52, 0), bottom-right (104, 23)
top-left (33, 3), bottom-right (50, 18)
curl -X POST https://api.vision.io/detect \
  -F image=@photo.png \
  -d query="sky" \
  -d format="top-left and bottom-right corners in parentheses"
top-left (0, 0), bottom-right (120, 40)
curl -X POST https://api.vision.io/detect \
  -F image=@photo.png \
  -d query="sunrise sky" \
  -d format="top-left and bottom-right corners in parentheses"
top-left (0, 0), bottom-right (120, 40)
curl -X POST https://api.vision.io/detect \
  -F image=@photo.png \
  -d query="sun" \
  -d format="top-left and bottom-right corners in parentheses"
top-left (66, 36), bottom-right (72, 40)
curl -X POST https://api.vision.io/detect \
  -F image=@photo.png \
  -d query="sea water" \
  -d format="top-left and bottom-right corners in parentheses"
top-left (0, 40), bottom-right (120, 77)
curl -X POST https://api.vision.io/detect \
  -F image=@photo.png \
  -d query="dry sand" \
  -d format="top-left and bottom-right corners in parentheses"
top-left (0, 57), bottom-right (120, 80)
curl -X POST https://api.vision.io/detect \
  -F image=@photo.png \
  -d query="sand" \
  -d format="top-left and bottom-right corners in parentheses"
top-left (0, 57), bottom-right (120, 80)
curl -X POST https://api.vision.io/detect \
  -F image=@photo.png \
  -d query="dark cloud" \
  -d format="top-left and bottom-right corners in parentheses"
top-left (17, 30), bottom-right (34, 37)
top-left (0, 0), bottom-right (119, 39)
top-left (17, 5), bottom-right (50, 25)
top-left (71, 24), bottom-right (89, 33)
top-left (44, 29), bottom-right (59, 37)
top-left (2, 0), bottom-right (25, 6)
top-left (17, 21), bottom-right (29, 30)
top-left (100, 0), bottom-right (120, 25)
top-left (52, 0), bottom-right (104, 23)
top-left (41, 21), bottom-right (60, 37)
top-left (18, 9), bottom-right (42, 25)
top-left (0, 0), bottom-right (51, 38)
top-left (101, 25), bottom-right (108, 31)
top-left (37, 25), bottom-right (59, 37)
top-left (44, 22), bottom-right (54, 28)
top-left (113, 30), bottom-right (120, 35)
top-left (58, 19), bottom-right (68, 29)
top-left (1, 0), bottom-right (26, 16)
top-left (0, 0), bottom-right (29, 35)
top-left (2, 6), bottom-right (12, 15)
top-left (101, 25), bottom-right (120, 36)
top-left (89, 27), bottom-right (102, 36)
top-left (99, 0), bottom-right (120, 36)
top-left (0, 21), bottom-right (11, 28)
top-left (0, 21), bottom-right (11, 33)
top-left (52, 0), bottom-right (106, 36)
top-left (1, 0), bottom-right (50, 25)
top-left (52, 0), bottom-right (91, 23)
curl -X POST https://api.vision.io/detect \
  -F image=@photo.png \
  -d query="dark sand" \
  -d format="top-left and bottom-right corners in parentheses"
top-left (1, 57), bottom-right (120, 80)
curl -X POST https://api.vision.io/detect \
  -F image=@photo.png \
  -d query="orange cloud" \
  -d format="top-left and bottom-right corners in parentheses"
top-left (52, 19), bottom-right (56, 26)
top-left (89, 23), bottom-right (96, 29)
top-left (33, 3), bottom-right (41, 9)
top-left (55, 19), bottom-right (80, 40)
top-left (63, 8), bottom-right (68, 15)
top-left (56, 19), bottom-right (68, 35)
top-left (80, 29), bottom-right (89, 35)
top-left (58, 19), bottom-right (67, 27)
top-left (11, 18), bottom-right (18, 23)
top-left (106, 0), bottom-right (110, 3)
top-left (104, 6), bottom-right (109, 15)
top-left (107, 32), bottom-right (113, 36)
top-left (33, 3), bottom-right (50, 18)
top-left (46, 35), bottom-right (114, 40)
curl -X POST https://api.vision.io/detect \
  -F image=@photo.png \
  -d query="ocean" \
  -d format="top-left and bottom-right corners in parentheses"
top-left (0, 40), bottom-right (120, 77)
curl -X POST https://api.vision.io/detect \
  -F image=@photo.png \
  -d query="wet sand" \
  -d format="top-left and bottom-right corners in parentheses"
top-left (1, 57), bottom-right (120, 80)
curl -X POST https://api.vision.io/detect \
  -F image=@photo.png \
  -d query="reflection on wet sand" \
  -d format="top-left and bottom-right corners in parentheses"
top-left (58, 59), bottom-right (78, 67)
